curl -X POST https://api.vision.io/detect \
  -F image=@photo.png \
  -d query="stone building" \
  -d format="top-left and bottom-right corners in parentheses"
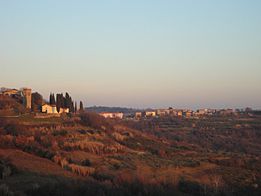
top-left (42, 104), bottom-right (69, 114)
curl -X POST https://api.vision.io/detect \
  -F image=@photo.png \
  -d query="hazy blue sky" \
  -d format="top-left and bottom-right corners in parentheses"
top-left (1, 0), bottom-right (261, 109)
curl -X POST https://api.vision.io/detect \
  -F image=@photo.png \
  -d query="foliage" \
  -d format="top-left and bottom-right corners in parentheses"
top-left (81, 159), bottom-right (91, 166)
top-left (49, 93), bottom-right (56, 105)
top-left (80, 112), bottom-right (114, 131)
top-left (79, 101), bottom-right (84, 112)
top-left (32, 92), bottom-right (43, 112)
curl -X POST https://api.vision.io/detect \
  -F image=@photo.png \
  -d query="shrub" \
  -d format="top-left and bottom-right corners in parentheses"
top-left (4, 124), bottom-right (19, 136)
top-left (52, 130), bottom-right (68, 136)
top-left (0, 184), bottom-right (14, 196)
top-left (178, 178), bottom-right (202, 195)
top-left (92, 171), bottom-right (114, 181)
top-left (0, 157), bottom-right (16, 180)
top-left (80, 112), bottom-right (114, 131)
top-left (81, 159), bottom-right (91, 166)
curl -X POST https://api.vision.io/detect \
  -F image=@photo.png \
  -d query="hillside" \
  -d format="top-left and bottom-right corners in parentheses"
top-left (0, 95), bottom-right (26, 116)
top-left (0, 111), bottom-right (260, 195)
top-left (86, 106), bottom-right (142, 114)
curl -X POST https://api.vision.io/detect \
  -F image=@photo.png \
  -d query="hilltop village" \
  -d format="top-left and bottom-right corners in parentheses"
top-left (0, 87), bottom-right (256, 121)
top-left (0, 87), bottom-right (84, 117)
top-left (98, 107), bottom-right (254, 120)
top-left (0, 87), bottom-right (260, 196)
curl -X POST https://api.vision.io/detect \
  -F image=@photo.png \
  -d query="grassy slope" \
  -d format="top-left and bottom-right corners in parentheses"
top-left (0, 113), bottom-right (260, 195)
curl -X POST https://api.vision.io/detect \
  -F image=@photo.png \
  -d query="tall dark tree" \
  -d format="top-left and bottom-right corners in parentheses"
top-left (65, 92), bottom-right (71, 108)
top-left (70, 99), bottom-right (74, 113)
top-left (64, 92), bottom-right (75, 112)
top-left (49, 93), bottom-right (55, 105)
top-left (31, 92), bottom-right (43, 112)
top-left (74, 101), bottom-right (77, 113)
top-left (62, 95), bottom-right (66, 108)
top-left (55, 92), bottom-right (77, 113)
top-left (56, 93), bottom-right (63, 113)
top-left (80, 101), bottom-right (84, 112)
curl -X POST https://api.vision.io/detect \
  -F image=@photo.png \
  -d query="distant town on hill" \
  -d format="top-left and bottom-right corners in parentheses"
top-left (86, 106), bottom-right (143, 114)
top-left (1, 86), bottom-right (261, 196)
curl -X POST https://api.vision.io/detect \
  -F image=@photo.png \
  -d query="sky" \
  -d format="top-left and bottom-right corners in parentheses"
top-left (1, 0), bottom-right (261, 109)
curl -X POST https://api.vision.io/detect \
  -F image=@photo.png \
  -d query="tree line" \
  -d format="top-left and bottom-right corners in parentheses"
top-left (49, 92), bottom-right (84, 113)
top-left (31, 92), bottom-right (84, 113)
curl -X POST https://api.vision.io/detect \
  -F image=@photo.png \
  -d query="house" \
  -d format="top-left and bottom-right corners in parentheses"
top-left (135, 112), bottom-right (142, 118)
top-left (145, 111), bottom-right (156, 117)
top-left (1, 89), bottom-right (19, 96)
top-left (42, 104), bottom-right (69, 114)
top-left (42, 104), bottom-right (58, 114)
top-left (59, 107), bottom-right (69, 113)
top-left (156, 109), bottom-right (170, 116)
top-left (99, 112), bottom-right (124, 119)
top-left (177, 110), bottom-right (183, 117)
top-left (185, 111), bottom-right (193, 118)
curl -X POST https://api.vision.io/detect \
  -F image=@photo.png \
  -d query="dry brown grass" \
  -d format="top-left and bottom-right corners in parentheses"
top-left (0, 148), bottom-right (79, 178)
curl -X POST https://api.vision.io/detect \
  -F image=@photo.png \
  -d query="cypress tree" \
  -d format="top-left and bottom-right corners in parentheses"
top-left (80, 101), bottom-right (84, 112)
top-left (56, 93), bottom-right (62, 113)
top-left (49, 93), bottom-right (55, 105)
top-left (75, 101), bottom-right (77, 113)
top-left (65, 92), bottom-right (70, 108)
top-left (61, 94), bottom-right (65, 108)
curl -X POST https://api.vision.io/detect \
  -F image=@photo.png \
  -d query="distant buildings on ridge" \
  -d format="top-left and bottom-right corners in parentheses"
top-left (1, 87), bottom-right (256, 119)
top-left (99, 112), bottom-right (124, 119)
top-left (97, 107), bottom-right (254, 120)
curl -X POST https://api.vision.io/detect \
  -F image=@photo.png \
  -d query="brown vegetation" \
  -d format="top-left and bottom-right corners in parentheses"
top-left (0, 105), bottom-right (260, 195)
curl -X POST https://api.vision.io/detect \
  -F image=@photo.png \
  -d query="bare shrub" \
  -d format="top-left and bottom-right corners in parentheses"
top-left (80, 112), bottom-right (114, 131)
top-left (112, 132), bottom-right (126, 142)
top-left (68, 164), bottom-right (95, 176)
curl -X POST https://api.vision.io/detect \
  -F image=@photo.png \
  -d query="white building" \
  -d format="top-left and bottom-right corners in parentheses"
top-left (99, 112), bottom-right (124, 119)
top-left (145, 111), bottom-right (156, 117)
top-left (156, 109), bottom-right (170, 116)
top-left (42, 104), bottom-right (69, 114)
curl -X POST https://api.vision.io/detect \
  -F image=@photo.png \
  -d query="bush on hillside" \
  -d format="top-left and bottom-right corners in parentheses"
top-left (0, 95), bottom-right (26, 114)
top-left (80, 112), bottom-right (114, 131)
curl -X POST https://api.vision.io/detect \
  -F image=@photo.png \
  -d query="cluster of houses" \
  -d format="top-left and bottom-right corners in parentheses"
top-left (99, 112), bottom-right (124, 119)
top-left (1, 87), bottom-right (254, 119)
top-left (134, 108), bottom-right (213, 119)
top-left (136, 108), bottom-right (239, 119)
top-left (98, 108), bottom-right (242, 120)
